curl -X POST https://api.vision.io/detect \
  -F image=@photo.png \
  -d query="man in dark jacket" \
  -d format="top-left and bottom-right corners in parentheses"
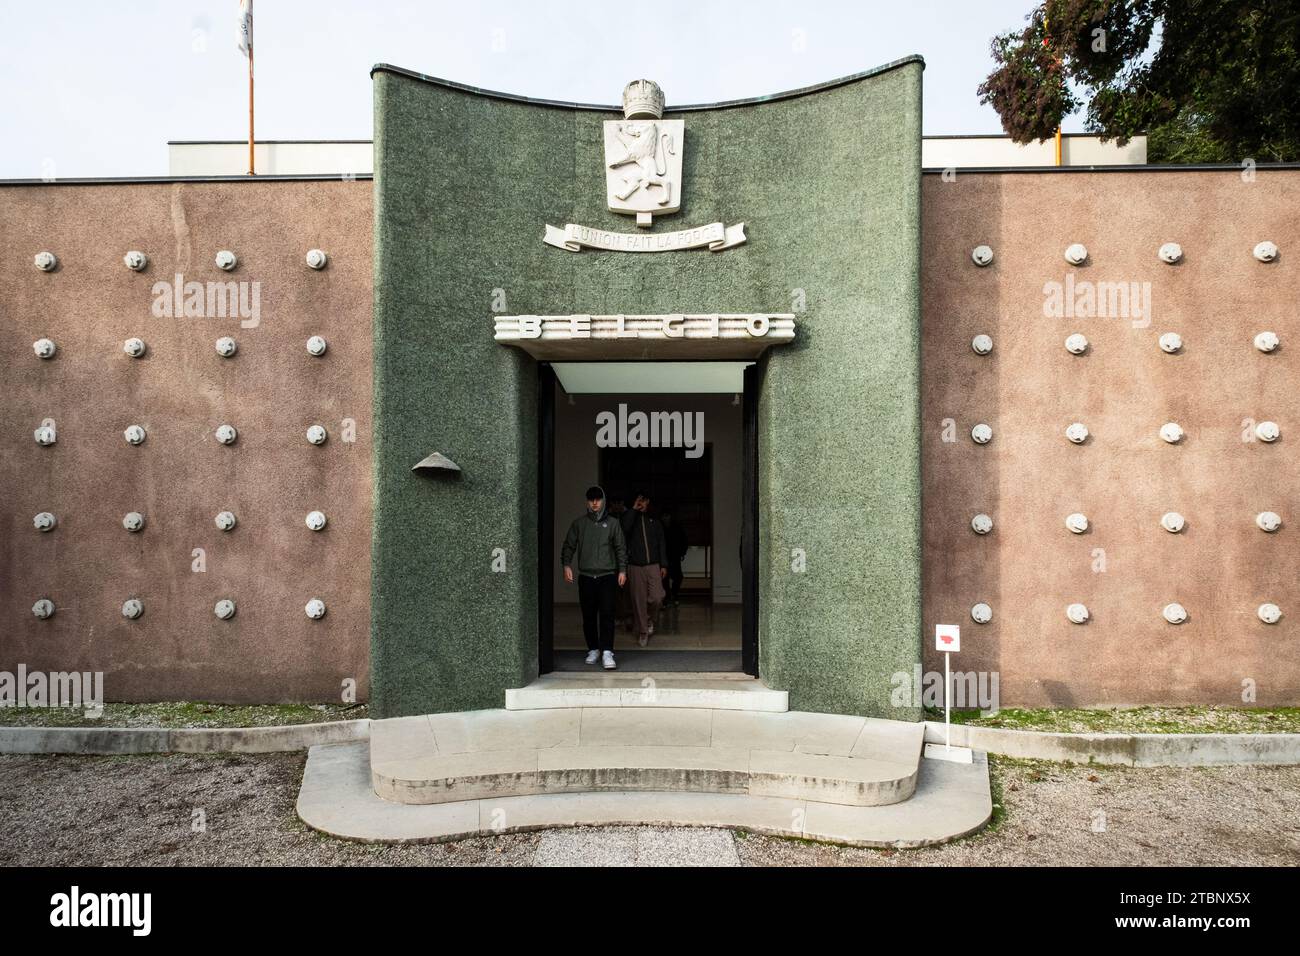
top-left (561, 485), bottom-right (628, 669)
top-left (620, 491), bottom-right (667, 646)
top-left (661, 509), bottom-right (687, 606)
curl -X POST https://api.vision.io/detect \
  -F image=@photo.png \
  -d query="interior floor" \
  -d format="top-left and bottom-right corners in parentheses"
top-left (553, 595), bottom-right (742, 671)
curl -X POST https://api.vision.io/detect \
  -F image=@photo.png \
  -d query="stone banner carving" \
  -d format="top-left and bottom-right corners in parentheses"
top-left (542, 221), bottom-right (747, 254)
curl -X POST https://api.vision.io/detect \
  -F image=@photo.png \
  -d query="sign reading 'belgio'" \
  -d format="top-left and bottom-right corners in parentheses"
top-left (494, 314), bottom-right (796, 359)
top-left (542, 78), bottom-right (747, 252)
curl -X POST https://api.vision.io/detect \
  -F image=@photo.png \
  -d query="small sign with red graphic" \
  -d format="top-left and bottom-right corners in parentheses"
top-left (935, 624), bottom-right (960, 653)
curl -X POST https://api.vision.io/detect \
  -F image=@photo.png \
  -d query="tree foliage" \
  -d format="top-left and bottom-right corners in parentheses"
top-left (977, 1), bottom-right (1300, 162)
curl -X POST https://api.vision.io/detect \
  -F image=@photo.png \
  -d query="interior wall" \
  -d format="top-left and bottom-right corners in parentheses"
top-left (552, 387), bottom-right (742, 605)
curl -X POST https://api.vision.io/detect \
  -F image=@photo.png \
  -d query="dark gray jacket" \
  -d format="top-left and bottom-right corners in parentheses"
top-left (620, 508), bottom-right (667, 566)
top-left (561, 489), bottom-right (627, 576)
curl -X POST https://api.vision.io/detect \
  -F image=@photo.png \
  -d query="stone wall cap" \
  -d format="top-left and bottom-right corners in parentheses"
top-left (370, 56), bottom-right (926, 114)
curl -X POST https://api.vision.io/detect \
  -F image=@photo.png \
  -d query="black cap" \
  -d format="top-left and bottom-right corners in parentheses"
top-left (585, 486), bottom-right (603, 500)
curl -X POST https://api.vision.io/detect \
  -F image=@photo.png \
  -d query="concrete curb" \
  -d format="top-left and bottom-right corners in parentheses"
top-left (923, 721), bottom-right (1300, 767)
top-left (0, 720), bottom-right (370, 755)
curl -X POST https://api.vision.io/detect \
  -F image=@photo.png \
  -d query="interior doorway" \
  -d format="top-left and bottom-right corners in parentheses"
top-left (538, 362), bottom-right (758, 675)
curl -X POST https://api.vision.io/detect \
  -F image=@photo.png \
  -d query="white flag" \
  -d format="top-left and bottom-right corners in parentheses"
top-left (237, 0), bottom-right (253, 57)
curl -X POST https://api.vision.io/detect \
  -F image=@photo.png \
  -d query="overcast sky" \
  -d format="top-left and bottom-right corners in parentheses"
top-left (0, 0), bottom-right (1084, 179)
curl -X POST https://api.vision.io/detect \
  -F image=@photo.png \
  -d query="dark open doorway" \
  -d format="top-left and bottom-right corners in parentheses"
top-left (537, 362), bottom-right (759, 675)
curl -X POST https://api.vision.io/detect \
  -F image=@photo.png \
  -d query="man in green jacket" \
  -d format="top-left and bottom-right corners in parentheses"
top-left (561, 485), bottom-right (628, 669)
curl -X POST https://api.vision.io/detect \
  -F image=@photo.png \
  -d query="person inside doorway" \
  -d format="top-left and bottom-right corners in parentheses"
top-left (607, 494), bottom-right (635, 633)
top-left (561, 484), bottom-right (627, 669)
top-left (620, 491), bottom-right (668, 646)
top-left (660, 507), bottom-right (687, 606)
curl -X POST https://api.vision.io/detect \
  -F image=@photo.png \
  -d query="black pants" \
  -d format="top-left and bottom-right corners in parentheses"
top-left (666, 560), bottom-right (684, 602)
top-left (578, 573), bottom-right (618, 652)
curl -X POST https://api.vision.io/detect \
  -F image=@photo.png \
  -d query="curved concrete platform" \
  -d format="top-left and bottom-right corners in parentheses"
top-left (370, 708), bottom-right (925, 807)
top-left (298, 740), bottom-right (993, 849)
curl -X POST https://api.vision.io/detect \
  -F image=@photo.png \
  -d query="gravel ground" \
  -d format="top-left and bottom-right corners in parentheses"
top-left (1, 752), bottom-right (1297, 866)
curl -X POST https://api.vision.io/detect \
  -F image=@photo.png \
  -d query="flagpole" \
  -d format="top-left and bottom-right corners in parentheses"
top-left (247, 42), bottom-right (255, 175)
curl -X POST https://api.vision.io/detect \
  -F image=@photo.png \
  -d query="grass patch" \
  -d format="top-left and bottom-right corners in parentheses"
top-left (0, 701), bottom-right (368, 729)
top-left (923, 705), bottom-right (1300, 734)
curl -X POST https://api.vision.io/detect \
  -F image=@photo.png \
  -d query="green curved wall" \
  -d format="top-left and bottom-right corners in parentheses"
top-left (371, 59), bottom-right (924, 719)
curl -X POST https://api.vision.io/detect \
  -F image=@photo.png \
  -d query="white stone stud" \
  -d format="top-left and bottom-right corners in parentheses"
top-left (1158, 242), bottom-right (1183, 264)
top-left (123, 512), bottom-right (145, 532)
top-left (1066, 422), bottom-right (1089, 444)
top-left (306, 249), bottom-right (328, 270)
top-left (214, 599), bottom-right (237, 620)
top-left (971, 334), bottom-right (993, 355)
top-left (33, 338), bottom-right (57, 359)
top-left (34, 425), bottom-right (57, 446)
top-left (305, 511), bottom-right (328, 532)
top-left (215, 250), bottom-right (238, 271)
top-left (32, 598), bottom-right (55, 619)
top-left (1065, 333), bottom-right (1089, 355)
top-left (1159, 422), bottom-right (1184, 444)
top-left (123, 337), bottom-right (147, 358)
top-left (1065, 512), bottom-right (1089, 534)
top-left (970, 423), bottom-right (993, 445)
top-left (305, 598), bottom-right (327, 620)
top-left (215, 511), bottom-right (237, 532)
top-left (1258, 603), bottom-right (1282, 624)
top-left (971, 245), bottom-right (994, 267)
top-left (122, 598), bottom-right (144, 620)
top-left (971, 513), bottom-right (994, 535)
top-left (34, 512), bottom-right (57, 532)
top-left (1066, 603), bottom-right (1090, 624)
top-left (34, 251), bottom-right (58, 271)
top-left (1161, 512), bottom-right (1186, 533)
top-left (1253, 240), bottom-right (1278, 262)
top-left (123, 250), bottom-right (148, 271)
top-left (215, 424), bottom-right (238, 445)
top-left (1064, 243), bottom-right (1088, 265)
top-left (306, 335), bottom-right (328, 356)
top-left (1254, 331), bottom-right (1279, 353)
top-left (124, 424), bottom-right (147, 445)
top-left (1255, 420), bottom-right (1280, 442)
top-left (1162, 602), bottom-right (1188, 624)
top-left (215, 336), bottom-right (238, 357)
top-left (1256, 511), bottom-right (1282, 532)
top-left (971, 602), bottom-right (993, 624)
top-left (1158, 332), bottom-right (1183, 353)
top-left (306, 424), bottom-right (328, 446)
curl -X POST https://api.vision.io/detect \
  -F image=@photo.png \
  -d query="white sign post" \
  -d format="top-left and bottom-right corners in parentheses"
top-left (924, 624), bottom-right (973, 764)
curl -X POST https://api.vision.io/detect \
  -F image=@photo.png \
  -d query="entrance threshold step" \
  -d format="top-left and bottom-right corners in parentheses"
top-left (507, 673), bottom-right (788, 712)
top-left (370, 708), bottom-right (924, 808)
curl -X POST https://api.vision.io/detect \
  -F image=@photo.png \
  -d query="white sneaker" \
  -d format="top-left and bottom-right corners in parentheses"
top-left (585, 650), bottom-right (600, 664)
top-left (602, 651), bottom-right (617, 670)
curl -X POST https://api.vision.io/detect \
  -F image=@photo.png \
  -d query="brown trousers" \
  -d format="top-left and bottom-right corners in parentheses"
top-left (627, 563), bottom-right (666, 638)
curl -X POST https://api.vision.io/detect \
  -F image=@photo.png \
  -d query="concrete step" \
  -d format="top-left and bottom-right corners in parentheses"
top-left (370, 707), bottom-right (924, 808)
top-left (506, 673), bottom-right (788, 712)
top-left (298, 739), bottom-right (993, 849)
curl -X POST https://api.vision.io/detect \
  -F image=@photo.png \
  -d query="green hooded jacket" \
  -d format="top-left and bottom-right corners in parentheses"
top-left (560, 486), bottom-right (628, 576)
